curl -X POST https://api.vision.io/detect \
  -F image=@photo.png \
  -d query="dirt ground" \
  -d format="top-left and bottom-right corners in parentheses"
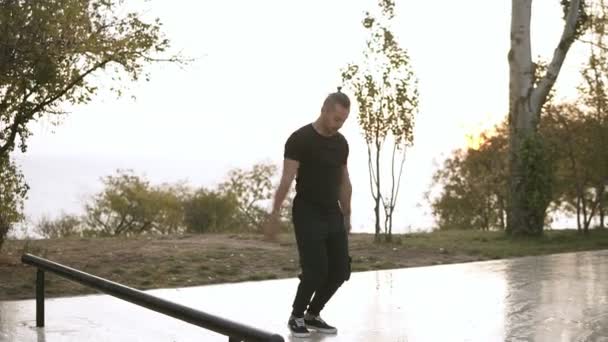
top-left (0, 232), bottom-right (483, 300)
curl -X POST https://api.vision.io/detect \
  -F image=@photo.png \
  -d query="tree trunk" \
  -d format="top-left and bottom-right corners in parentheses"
top-left (384, 212), bottom-right (391, 242)
top-left (508, 0), bottom-right (580, 236)
top-left (598, 185), bottom-right (605, 229)
top-left (383, 203), bottom-right (392, 242)
top-left (498, 196), bottom-right (507, 232)
top-left (585, 197), bottom-right (599, 231)
top-left (0, 215), bottom-right (8, 252)
top-left (577, 195), bottom-right (582, 232)
top-left (383, 143), bottom-right (406, 242)
top-left (582, 192), bottom-right (589, 233)
top-left (508, 0), bottom-right (536, 235)
top-left (498, 195), bottom-right (506, 230)
top-left (374, 140), bottom-right (382, 242)
top-left (600, 201), bottom-right (606, 229)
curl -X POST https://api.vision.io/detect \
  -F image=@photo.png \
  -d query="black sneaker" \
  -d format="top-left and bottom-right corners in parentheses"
top-left (304, 314), bottom-right (337, 334)
top-left (288, 316), bottom-right (311, 338)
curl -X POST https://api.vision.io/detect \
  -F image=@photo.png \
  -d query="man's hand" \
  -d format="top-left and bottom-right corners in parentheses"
top-left (262, 211), bottom-right (281, 241)
top-left (343, 214), bottom-right (352, 234)
top-left (264, 158), bottom-right (298, 242)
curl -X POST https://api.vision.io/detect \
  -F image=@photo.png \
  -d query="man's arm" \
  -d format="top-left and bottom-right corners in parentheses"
top-left (271, 158), bottom-right (299, 215)
top-left (339, 165), bottom-right (352, 231)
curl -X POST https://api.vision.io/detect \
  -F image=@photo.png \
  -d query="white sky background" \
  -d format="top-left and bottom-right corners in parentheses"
top-left (13, 0), bottom-right (591, 233)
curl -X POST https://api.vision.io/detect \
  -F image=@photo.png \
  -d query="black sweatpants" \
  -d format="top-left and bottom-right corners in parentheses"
top-left (291, 197), bottom-right (351, 317)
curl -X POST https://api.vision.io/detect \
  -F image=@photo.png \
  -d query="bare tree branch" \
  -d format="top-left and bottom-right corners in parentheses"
top-left (0, 58), bottom-right (113, 155)
top-left (532, 0), bottom-right (581, 116)
top-left (367, 143), bottom-right (379, 200)
top-left (392, 147), bottom-right (407, 210)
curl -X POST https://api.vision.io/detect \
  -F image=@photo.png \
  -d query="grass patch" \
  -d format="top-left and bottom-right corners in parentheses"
top-left (213, 266), bottom-right (239, 277)
top-left (394, 229), bottom-right (608, 259)
top-left (3, 229), bottom-right (608, 300)
top-left (245, 273), bottom-right (277, 281)
top-left (112, 268), bottom-right (126, 275)
top-left (134, 268), bottom-right (153, 277)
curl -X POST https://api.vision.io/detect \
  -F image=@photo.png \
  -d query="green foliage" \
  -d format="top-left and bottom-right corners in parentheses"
top-left (576, 1), bottom-right (608, 229)
top-left (433, 99), bottom-right (606, 233)
top-left (516, 133), bottom-right (555, 234)
top-left (341, 0), bottom-right (419, 240)
top-left (0, 0), bottom-right (181, 245)
top-left (85, 169), bottom-right (186, 236)
top-left (540, 18), bottom-right (608, 230)
top-left (183, 189), bottom-right (241, 233)
top-left (0, 156), bottom-right (28, 250)
top-left (0, 0), bottom-right (181, 157)
top-left (431, 124), bottom-right (509, 231)
top-left (82, 162), bottom-right (291, 236)
top-left (543, 103), bottom-right (608, 230)
top-left (153, 182), bottom-right (189, 234)
top-left (35, 213), bottom-right (82, 239)
top-left (341, 11), bottom-right (418, 149)
top-left (219, 162), bottom-right (293, 232)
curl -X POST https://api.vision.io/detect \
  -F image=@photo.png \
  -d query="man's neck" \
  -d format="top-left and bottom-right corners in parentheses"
top-left (312, 119), bottom-right (334, 137)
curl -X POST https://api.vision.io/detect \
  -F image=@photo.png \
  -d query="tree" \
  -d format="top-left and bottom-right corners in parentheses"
top-left (544, 103), bottom-right (606, 232)
top-left (35, 213), bottom-right (82, 239)
top-left (431, 150), bottom-right (483, 231)
top-left (152, 182), bottom-right (189, 234)
top-left (0, 0), bottom-right (181, 243)
top-left (543, 104), bottom-right (586, 230)
top-left (0, 0), bottom-right (182, 159)
top-left (219, 162), bottom-right (294, 232)
top-left (431, 125), bottom-right (509, 231)
top-left (342, 0), bottom-right (419, 241)
top-left (85, 170), bottom-right (186, 236)
top-left (507, 0), bottom-right (592, 236)
top-left (576, 10), bottom-right (608, 228)
top-left (0, 156), bottom-right (28, 250)
top-left (183, 188), bottom-right (241, 233)
top-left (538, 9), bottom-right (608, 232)
top-left (431, 104), bottom-right (608, 232)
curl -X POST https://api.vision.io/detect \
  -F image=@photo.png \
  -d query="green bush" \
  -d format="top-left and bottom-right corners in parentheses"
top-left (35, 213), bottom-right (82, 238)
top-left (0, 156), bottom-right (28, 251)
top-left (183, 189), bottom-right (241, 233)
top-left (85, 169), bottom-right (187, 236)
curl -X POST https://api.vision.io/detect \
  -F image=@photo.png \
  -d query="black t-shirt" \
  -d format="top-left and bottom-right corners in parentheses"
top-left (284, 123), bottom-right (349, 209)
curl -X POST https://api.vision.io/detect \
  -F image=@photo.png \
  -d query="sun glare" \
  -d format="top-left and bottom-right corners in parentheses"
top-left (465, 134), bottom-right (486, 150)
top-left (464, 125), bottom-right (498, 151)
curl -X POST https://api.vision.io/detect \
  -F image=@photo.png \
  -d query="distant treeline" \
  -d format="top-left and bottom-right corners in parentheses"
top-left (431, 102), bottom-right (607, 232)
top-left (33, 163), bottom-right (294, 238)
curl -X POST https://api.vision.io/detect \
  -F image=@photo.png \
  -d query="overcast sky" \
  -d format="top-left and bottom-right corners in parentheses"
top-left (14, 0), bottom-right (590, 233)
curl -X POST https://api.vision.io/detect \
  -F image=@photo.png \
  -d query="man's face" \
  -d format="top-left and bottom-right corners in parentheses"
top-left (324, 104), bottom-right (350, 133)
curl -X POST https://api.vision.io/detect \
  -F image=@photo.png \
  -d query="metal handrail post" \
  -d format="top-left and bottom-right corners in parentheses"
top-left (36, 269), bottom-right (44, 327)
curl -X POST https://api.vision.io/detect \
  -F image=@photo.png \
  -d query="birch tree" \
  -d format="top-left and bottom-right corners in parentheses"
top-left (507, 0), bottom-right (589, 235)
top-left (342, 0), bottom-right (419, 241)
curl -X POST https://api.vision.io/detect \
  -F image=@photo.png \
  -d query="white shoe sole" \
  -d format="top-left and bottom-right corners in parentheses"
top-left (289, 330), bottom-right (311, 338)
top-left (287, 324), bottom-right (311, 338)
top-left (306, 326), bottom-right (338, 334)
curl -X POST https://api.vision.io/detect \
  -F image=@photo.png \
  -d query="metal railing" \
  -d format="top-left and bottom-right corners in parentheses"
top-left (21, 253), bottom-right (284, 342)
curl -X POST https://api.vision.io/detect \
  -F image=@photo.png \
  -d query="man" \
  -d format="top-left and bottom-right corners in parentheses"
top-left (266, 88), bottom-right (352, 338)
